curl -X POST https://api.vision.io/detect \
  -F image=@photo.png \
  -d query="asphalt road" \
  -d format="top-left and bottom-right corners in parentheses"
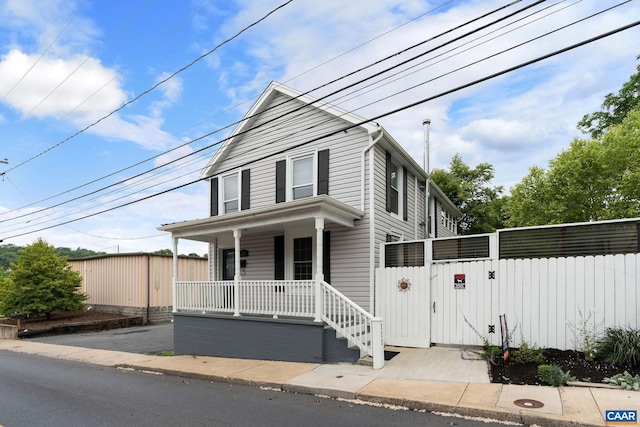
top-left (0, 352), bottom-right (510, 427)
top-left (26, 322), bottom-right (174, 354)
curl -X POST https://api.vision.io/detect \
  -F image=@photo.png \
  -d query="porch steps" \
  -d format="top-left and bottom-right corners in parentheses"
top-left (322, 326), bottom-right (360, 363)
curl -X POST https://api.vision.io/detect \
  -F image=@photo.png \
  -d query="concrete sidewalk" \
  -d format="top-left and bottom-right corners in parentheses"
top-left (1, 340), bottom-right (638, 426)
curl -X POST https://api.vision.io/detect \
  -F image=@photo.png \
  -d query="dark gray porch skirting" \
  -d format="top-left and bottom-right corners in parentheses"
top-left (173, 312), bottom-right (359, 364)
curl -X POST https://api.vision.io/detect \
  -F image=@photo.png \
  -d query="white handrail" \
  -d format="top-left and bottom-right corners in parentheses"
top-left (319, 280), bottom-right (384, 369)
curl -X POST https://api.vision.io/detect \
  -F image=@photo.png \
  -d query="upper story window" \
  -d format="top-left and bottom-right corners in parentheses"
top-left (276, 149), bottom-right (329, 203)
top-left (291, 154), bottom-right (315, 200)
top-left (386, 151), bottom-right (407, 220)
top-left (389, 161), bottom-right (399, 214)
top-left (210, 169), bottom-right (250, 217)
top-left (222, 172), bottom-right (240, 213)
top-left (442, 210), bottom-right (457, 233)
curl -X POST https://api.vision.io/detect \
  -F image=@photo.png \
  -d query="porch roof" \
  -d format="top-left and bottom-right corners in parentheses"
top-left (157, 195), bottom-right (364, 242)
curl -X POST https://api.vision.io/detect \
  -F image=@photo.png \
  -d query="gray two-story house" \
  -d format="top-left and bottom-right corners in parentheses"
top-left (159, 82), bottom-right (461, 368)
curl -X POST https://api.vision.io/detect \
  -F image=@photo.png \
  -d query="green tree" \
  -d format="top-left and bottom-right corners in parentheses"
top-left (0, 243), bottom-right (21, 270)
top-left (0, 238), bottom-right (87, 319)
top-left (578, 55), bottom-right (640, 139)
top-left (505, 108), bottom-right (640, 226)
top-left (430, 154), bottom-right (505, 234)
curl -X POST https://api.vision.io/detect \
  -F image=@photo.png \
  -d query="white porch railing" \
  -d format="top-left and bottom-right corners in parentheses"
top-left (319, 280), bottom-right (384, 369)
top-left (174, 280), bottom-right (384, 369)
top-left (175, 280), bottom-right (315, 317)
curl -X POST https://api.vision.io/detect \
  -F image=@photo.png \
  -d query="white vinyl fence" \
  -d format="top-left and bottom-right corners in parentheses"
top-left (430, 253), bottom-right (640, 350)
top-left (377, 218), bottom-right (640, 351)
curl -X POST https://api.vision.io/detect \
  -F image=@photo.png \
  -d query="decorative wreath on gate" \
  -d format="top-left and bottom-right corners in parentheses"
top-left (397, 277), bottom-right (412, 292)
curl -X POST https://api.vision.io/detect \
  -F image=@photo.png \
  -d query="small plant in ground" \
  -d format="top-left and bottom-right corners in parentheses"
top-left (566, 308), bottom-right (602, 361)
top-left (538, 364), bottom-right (576, 387)
top-left (512, 339), bottom-right (545, 364)
top-left (603, 371), bottom-right (640, 391)
top-left (596, 326), bottom-right (640, 367)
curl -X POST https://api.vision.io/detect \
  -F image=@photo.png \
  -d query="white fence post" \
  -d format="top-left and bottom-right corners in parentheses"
top-left (371, 317), bottom-right (384, 369)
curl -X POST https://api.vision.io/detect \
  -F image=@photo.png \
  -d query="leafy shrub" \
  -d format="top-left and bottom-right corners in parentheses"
top-left (513, 340), bottom-right (545, 364)
top-left (596, 327), bottom-right (640, 367)
top-left (538, 364), bottom-right (576, 387)
top-left (603, 371), bottom-right (640, 391)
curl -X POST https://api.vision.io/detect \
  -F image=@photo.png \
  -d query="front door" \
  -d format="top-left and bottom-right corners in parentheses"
top-left (221, 249), bottom-right (235, 309)
top-left (222, 249), bottom-right (235, 281)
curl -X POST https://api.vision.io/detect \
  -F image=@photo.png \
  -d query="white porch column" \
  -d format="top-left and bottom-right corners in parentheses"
top-left (233, 229), bottom-right (241, 317)
top-left (172, 237), bottom-right (179, 313)
top-left (314, 217), bottom-right (325, 322)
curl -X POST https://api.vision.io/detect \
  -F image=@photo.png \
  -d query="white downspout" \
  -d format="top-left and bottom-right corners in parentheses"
top-left (423, 119), bottom-right (431, 239)
top-left (361, 127), bottom-right (384, 212)
top-left (362, 126), bottom-right (383, 316)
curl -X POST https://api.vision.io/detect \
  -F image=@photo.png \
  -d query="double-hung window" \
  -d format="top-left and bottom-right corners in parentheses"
top-left (210, 169), bottom-right (250, 216)
top-left (291, 154), bottom-right (315, 200)
top-left (389, 161), bottom-right (399, 214)
top-left (222, 172), bottom-right (240, 213)
top-left (276, 149), bottom-right (328, 203)
top-left (386, 151), bottom-right (407, 220)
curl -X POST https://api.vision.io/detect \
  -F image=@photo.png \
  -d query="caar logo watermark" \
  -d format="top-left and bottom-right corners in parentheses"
top-left (606, 410), bottom-right (637, 425)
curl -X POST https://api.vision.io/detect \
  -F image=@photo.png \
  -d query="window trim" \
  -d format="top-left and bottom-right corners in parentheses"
top-left (220, 171), bottom-right (240, 214)
top-left (287, 151), bottom-right (318, 201)
top-left (284, 229), bottom-right (315, 280)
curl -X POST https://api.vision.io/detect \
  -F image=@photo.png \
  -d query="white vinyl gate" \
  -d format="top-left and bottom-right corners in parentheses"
top-left (377, 251), bottom-right (640, 350)
top-left (375, 266), bottom-right (430, 347)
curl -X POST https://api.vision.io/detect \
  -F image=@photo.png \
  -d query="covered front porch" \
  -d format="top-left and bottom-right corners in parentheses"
top-left (159, 196), bottom-right (385, 368)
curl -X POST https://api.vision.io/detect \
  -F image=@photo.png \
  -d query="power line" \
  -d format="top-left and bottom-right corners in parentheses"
top-left (21, 0), bottom-right (154, 119)
top-left (0, 0), bottom-right (526, 219)
top-left (1, 0), bottom-right (295, 176)
top-left (0, 1), bottom-right (88, 103)
top-left (2, 19), bottom-right (637, 242)
top-left (0, 1), bottom-right (627, 231)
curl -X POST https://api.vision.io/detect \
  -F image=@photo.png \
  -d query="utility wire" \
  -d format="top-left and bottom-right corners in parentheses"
top-left (0, 1), bottom-right (88, 103)
top-left (21, 0), bottom-right (153, 119)
top-left (1, 0), bottom-right (294, 176)
top-left (2, 19), bottom-right (637, 242)
top-left (0, 0), bottom-right (527, 218)
top-left (0, 0), bottom-right (624, 229)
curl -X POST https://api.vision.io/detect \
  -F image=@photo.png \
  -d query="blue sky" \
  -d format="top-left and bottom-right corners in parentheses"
top-left (0, 0), bottom-right (638, 255)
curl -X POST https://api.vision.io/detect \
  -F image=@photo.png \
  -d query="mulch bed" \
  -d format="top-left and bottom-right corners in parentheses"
top-left (489, 348), bottom-right (639, 385)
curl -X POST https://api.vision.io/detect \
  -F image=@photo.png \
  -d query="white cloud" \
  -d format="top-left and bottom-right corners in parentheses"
top-left (0, 49), bottom-right (125, 121)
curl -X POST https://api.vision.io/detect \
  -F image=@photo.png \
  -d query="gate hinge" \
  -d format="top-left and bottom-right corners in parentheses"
top-left (488, 271), bottom-right (496, 280)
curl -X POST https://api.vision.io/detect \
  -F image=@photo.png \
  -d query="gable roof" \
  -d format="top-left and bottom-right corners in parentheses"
top-left (201, 81), bottom-right (380, 177)
top-left (199, 81), bottom-right (461, 218)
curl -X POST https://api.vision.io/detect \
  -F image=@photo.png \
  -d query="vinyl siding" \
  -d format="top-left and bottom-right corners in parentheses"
top-left (208, 93), bottom-right (375, 309)
top-left (212, 93), bottom-right (367, 211)
top-left (435, 201), bottom-right (457, 238)
top-left (372, 145), bottom-right (426, 271)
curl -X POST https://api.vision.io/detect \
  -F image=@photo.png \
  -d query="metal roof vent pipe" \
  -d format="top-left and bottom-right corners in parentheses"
top-left (423, 118), bottom-right (431, 239)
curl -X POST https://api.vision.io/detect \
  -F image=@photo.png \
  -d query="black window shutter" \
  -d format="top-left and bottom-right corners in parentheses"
top-left (403, 166), bottom-right (408, 221)
top-left (385, 151), bottom-right (392, 212)
top-left (323, 231), bottom-right (330, 284)
top-left (210, 177), bottom-right (218, 217)
top-left (317, 149), bottom-right (329, 195)
top-left (275, 160), bottom-right (286, 203)
top-left (274, 235), bottom-right (285, 280)
top-left (241, 169), bottom-right (250, 210)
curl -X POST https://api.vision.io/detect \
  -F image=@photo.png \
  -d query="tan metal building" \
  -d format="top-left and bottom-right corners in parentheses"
top-left (68, 253), bottom-right (208, 324)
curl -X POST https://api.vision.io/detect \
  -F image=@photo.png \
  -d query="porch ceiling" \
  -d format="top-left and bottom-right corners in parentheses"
top-left (157, 195), bottom-right (364, 242)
